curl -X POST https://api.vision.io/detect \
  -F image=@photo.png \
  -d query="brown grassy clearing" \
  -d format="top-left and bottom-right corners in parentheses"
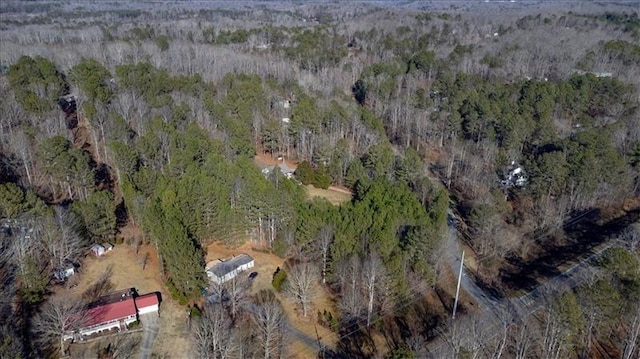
top-left (305, 185), bottom-right (352, 205)
top-left (254, 153), bottom-right (298, 170)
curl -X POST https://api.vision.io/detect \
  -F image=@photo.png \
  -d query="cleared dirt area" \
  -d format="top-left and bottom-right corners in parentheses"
top-left (254, 153), bottom-right (298, 171)
top-left (206, 241), bottom-right (338, 357)
top-left (62, 244), bottom-right (189, 358)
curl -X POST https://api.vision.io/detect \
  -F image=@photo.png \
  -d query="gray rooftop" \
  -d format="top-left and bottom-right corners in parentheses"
top-left (207, 254), bottom-right (254, 278)
top-left (263, 163), bottom-right (294, 174)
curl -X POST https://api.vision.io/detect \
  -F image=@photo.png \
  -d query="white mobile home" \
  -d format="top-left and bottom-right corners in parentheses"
top-left (206, 254), bottom-right (255, 285)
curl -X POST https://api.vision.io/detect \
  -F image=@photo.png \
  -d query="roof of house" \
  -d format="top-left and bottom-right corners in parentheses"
top-left (207, 254), bottom-right (254, 278)
top-left (277, 163), bottom-right (294, 174)
top-left (135, 293), bottom-right (159, 309)
top-left (262, 163), bottom-right (295, 175)
top-left (84, 298), bottom-right (137, 327)
top-left (89, 288), bottom-right (136, 307)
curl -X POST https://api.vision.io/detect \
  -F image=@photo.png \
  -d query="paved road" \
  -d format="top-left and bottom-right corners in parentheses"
top-left (444, 220), bottom-right (501, 318)
top-left (428, 211), bottom-right (616, 357)
top-left (138, 313), bottom-right (160, 359)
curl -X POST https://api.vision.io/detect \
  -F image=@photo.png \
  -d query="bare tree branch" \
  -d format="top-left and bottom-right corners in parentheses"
top-left (285, 262), bottom-right (319, 317)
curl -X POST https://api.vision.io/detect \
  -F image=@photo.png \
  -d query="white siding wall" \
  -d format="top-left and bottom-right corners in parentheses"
top-left (138, 304), bottom-right (159, 315)
top-left (210, 260), bottom-right (255, 285)
top-left (76, 315), bottom-right (137, 338)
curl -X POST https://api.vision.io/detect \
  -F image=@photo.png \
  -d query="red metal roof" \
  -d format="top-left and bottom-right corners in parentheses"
top-left (135, 293), bottom-right (159, 309)
top-left (84, 298), bottom-right (137, 327)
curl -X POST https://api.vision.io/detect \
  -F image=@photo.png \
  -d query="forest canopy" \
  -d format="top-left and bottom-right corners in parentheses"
top-left (0, 1), bottom-right (639, 358)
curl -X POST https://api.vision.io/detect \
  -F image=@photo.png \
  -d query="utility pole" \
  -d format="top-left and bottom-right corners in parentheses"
top-left (453, 250), bottom-right (464, 320)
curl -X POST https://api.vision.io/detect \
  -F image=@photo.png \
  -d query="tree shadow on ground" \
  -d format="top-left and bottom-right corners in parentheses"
top-left (82, 265), bottom-right (114, 303)
top-left (501, 207), bottom-right (640, 293)
top-left (335, 319), bottom-right (376, 358)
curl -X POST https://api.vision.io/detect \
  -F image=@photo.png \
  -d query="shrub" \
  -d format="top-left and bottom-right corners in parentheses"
top-left (271, 239), bottom-right (288, 258)
top-left (271, 269), bottom-right (287, 292)
top-left (317, 309), bottom-right (339, 332)
top-left (189, 305), bottom-right (202, 318)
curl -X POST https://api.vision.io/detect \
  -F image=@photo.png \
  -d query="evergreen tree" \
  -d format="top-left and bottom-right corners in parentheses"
top-left (143, 191), bottom-right (206, 301)
top-left (72, 190), bottom-right (117, 242)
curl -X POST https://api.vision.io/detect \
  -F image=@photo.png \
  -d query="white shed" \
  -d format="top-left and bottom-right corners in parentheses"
top-left (91, 244), bottom-right (106, 256)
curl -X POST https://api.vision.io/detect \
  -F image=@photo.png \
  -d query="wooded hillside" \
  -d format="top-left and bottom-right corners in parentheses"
top-left (0, 1), bottom-right (639, 358)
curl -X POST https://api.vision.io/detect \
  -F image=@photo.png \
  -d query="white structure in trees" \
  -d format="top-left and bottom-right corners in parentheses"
top-left (260, 161), bottom-right (295, 179)
top-left (91, 244), bottom-right (105, 256)
top-left (501, 161), bottom-right (528, 188)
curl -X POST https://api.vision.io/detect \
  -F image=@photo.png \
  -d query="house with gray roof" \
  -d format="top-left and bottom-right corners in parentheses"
top-left (206, 254), bottom-right (255, 285)
top-left (260, 161), bottom-right (295, 179)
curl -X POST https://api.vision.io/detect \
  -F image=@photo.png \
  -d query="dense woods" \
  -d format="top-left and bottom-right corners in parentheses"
top-left (0, 1), bottom-right (639, 358)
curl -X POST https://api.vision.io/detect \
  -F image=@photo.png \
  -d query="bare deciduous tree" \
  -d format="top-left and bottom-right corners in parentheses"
top-left (337, 256), bottom-right (363, 320)
top-left (541, 309), bottom-right (569, 359)
top-left (110, 334), bottom-right (141, 359)
top-left (0, 253), bottom-right (24, 359)
top-left (511, 321), bottom-right (535, 359)
top-left (623, 304), bottom-right (640, 359)
top-left (285, 262), bottom-right (319, 317)
top-left (620, 223), bottom-right (640, 252)
top-left (252, 291), bottom-right (287, 359)
top-left (316, 225), bottom-right (333, 284)
top-left (362, 253), bottom-right (385, 326)
top-left (7, 129), bottom-right (34, 186)
top-left (225, 276), bottom-right (249, 320)
top-left (438, 318), bottom-right (465, 359)
top-left (32, 295), bottom-right (87, 357)
top-left (193, 304), bottom-right (238, 359)
top-left (8, 218), bottom-right (39, 277)
top-left (38, 209), bottom-right (87, 270)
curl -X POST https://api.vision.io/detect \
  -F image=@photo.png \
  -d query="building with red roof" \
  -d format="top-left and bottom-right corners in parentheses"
top-left (80, 297), bottom-right (137, 336)
top-left (63, 290), bottom-right (160, 341)
top-left (135, 292), bottom-right (160, 315)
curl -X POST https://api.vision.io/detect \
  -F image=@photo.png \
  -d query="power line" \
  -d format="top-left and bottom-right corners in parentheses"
top-left (300, 206), bottom-right (604, 356)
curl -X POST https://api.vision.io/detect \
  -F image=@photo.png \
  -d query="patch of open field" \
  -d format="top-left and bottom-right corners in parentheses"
top-left (305, 185), bottom-right (352, 205)
top-left (206, 242), bottom-right (338, 356)
top-left (63, 244), bottom-right (189, 358)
